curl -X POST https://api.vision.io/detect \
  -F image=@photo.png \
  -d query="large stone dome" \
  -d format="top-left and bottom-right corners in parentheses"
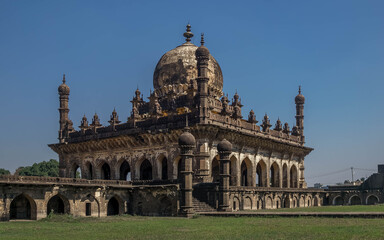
top-left (153, 29), bottom-right (223, 98)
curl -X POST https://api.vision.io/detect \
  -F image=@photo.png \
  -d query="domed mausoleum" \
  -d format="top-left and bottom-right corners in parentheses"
top-left (153, 24), bottom-right (223, 99)
top-left (3, 25), bottom-right (345, 221)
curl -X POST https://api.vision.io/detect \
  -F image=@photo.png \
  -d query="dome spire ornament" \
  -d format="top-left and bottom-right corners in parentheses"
top-left (183, 24), bottom-right (194, 42)
top-left (200, 33), bottom-right (205, 46)
top-left (62, 73), bottom-right (66, 84)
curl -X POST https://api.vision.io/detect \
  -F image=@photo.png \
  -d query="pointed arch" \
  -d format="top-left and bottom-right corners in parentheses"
top-left (366, 195), bottom-right (379, 205)
top-left (80, 194), bottom-right (100, 217)
top-left (290, 165), bottom-right (298, 188)
top-left (211, 155), bottom-right (220, 183)
top-left (47, 194), bottom-right (70, 215)
top-left (270, 162), bottom-right (280, 187)
top-left (232, 197), bottom-right (240, 211)
top-left (139, 159), bottom-right (153, 180)
top-left (349, 195), bottom-right (361, 205)
top-left (107, 197), bottom-right (120, 216)
top-left (333, 195), bottom-right (344, 205)
top-left (282, 163), bottom-right (288, 188)
top-left (70, 163), bottom-right (81, 179)
top-left (307, 196), bottom-right (312, 207)
top-left (240, 157), bottom-right (252, 186)
top-left (265, 196), bottom-right (273, 209)
top-left (101, 162), bottom-right (111, 180)
top-left (256, 160), bottom-right (267, 187)
top-left (243, 196), bottom-right (252, 210)
top-left (10, 194), bottom-right (37, 220)
top-left (230, 155), bottom-right (238, 186)
top-left (119, 160), bottom-right (131, 181)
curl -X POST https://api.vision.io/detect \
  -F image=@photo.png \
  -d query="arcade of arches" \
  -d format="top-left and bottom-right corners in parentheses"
top-left (63, 154), bottom-right (302, 190)
top-left (0, 180), bottom-right (178, 221)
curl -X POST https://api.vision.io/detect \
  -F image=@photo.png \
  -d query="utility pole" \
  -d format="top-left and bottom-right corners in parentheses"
top-left (351, 167), bottom-right (354, 182)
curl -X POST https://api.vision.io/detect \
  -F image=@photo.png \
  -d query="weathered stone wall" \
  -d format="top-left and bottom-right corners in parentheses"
top-left (328, 190), bottom-right (384, 206)
top-left (60, 134), bottom-right (305, 192)
top-left (0, 176), bottom-right (178, 221)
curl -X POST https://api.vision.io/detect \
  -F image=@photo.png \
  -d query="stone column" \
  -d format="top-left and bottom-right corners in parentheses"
top-left (218, 139), bottom-right (232, 212)
top-left (178, 129), bottom-right (196, 218)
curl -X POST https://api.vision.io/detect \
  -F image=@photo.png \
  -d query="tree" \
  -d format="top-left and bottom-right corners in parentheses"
top-left (0, 168), bottom-right (11, 176)
top-left (17, 159), bottom-right (59, 177)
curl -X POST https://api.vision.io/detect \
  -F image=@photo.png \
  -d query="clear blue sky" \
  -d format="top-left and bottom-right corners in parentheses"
top-left (1, 0), bottom-right (383, 186)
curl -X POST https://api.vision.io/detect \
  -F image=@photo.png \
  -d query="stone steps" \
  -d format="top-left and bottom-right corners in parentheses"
top-left (192, 197), bottom-right (216, 212)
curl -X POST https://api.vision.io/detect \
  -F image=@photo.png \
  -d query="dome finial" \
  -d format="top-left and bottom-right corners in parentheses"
top-left (200, 33), bottom-right (205, 46)
top-left (183, 24), bottom-right (194, 42)
top-left (299, 85), bottom-right (301, 94)
top-left (62, 73), bottom-right (66, 84)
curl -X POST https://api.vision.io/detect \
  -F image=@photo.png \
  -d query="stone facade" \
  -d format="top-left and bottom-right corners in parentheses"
top-left (0, 24), bottom-right (348, 221)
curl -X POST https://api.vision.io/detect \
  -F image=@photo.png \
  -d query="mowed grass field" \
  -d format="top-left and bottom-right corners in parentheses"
top-left (1, 211), bottom-right (384, 240)
top-left (256, 204), bottom-right (384, 212)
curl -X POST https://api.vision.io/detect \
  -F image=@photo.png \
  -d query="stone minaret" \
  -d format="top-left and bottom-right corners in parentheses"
top-left (178, 127), bottom-right (196, 218)
top-left (58, 74), bottom-right (70, 143)
top-left (295, 86), bottom-right (305, 143)
top-left (195, 33), bottom-right (210, 122)
top-left (218, 138), bottom-right (232, 212)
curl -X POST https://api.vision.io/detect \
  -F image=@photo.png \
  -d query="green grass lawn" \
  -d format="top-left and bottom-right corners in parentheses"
top-left (1, 214), bottom-right (384, 240)
top-left (254, 204), bottom-right (384, 213)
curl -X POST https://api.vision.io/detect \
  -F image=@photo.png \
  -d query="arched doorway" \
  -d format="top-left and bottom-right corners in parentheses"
top-left (270, 162), bottom-right (280, 187)
top-left (256, 160), bottom-right (267, 187)
top-left (10, 194), bottom-right (36, 220)
top-left (333, 196), bottom-right (344, 205)
top-left (367, 195), bottom-right (379, 205)
top-left (101, 163), bottom-right (111, 180)
top-left (119, 161), bottom-right (131, 181)
top-left (282, 164), bottom-right (288, 188)
top-left (241, 158), bottom-right (252, 186)
top-left (350, 195), bottom-right (361, 205)
top-left (161, 157), bottom-right (168, 180)
top-left (47, 195), bottom-right (69, 215)
top-left (290, 165), bottom-right (298, 188)
top-left (107, 197), bottom-right (119, 216)
top-left (72, 164), bottom-right (81, 179)
top-left (140, 159), bottom-right (152, 180)
top-left (211, 156), bottom-right (220, 183)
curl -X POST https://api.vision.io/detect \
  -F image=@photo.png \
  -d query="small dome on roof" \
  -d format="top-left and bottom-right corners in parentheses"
top-left (58, 74), bottom-right (70, 95)
top-left (153, 25), bottom-right (223, 98)
top-left (178, 131), bottom-right (196, 146)
top-left (295, 86), bottom-right (305, 104)
top-left (217, 138), bottom-right (232, 152)
top-left (196, 33), bottom-right (210, 58)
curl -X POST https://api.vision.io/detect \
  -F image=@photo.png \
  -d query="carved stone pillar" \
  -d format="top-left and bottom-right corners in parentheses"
top-left (218, 139), bottom-right (232, 212)
top-left (178, 129), bottom-right (196, 218)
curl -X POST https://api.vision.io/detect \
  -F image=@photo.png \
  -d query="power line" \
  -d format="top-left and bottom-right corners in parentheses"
top-left (354, 168), bottom-right (376, 172)
top-left (306, 168), bottom-right (350, 179)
